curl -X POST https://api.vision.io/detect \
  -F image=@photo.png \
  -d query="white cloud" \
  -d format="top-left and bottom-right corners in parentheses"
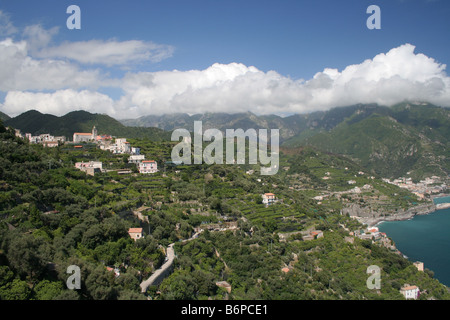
top-left (0, 11), bottom-right (18, 36)
top-left (0, 38), bottom-right (103, 91)
top-left (1, 27), bottom-right (450, 119)
top-left (22, 24), bottom-right (59, 53)
top-left (111, 44), bottom-right (450, 118)
top-left (305, 44), bottom-right (450, 109)
top-left (35, 38), bottom-right (174, 66)
top-left (19, 23), bottom-right (174, 67)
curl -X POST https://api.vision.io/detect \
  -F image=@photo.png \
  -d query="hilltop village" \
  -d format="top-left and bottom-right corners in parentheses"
top-left (14, 126), bottom-right (158, 176)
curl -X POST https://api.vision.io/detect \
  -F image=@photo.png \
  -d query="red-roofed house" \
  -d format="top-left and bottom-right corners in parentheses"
top-left (400, 285), bottom-right (420, 300)
top-left (128, 228), bottom-right (143, 241)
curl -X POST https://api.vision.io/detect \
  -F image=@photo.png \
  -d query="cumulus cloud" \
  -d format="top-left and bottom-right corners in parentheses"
top-left (305, 44), bottom-right (450, 108)
top-left (0, 38), bottom-right (103, 91)
top-left (1, 24), bottom-right (450, 119)
top-left (110, 44), bottom-right (450, 117)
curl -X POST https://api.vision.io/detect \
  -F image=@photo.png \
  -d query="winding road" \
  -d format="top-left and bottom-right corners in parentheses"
top-left (139, 231), bottom-right (203, 293)
top-left (140, 243), bottom-right (175, 292)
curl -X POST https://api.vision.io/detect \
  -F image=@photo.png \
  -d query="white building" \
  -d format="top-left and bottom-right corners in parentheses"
top-left (128, 228), bottom-right (144, 241)
top-left (73, 126), bottom-right (97, 143)
top-left (138, 160), bottom-right (158, 174)
top-left (400, 285), bottom-right (420, 300)
top-left (128, 154), bottom-right (145, 163)
top-left (112, 138), bottom-right (131, 154)
top-left (75, 161), bottom-right (103, 176)
top-left (262, 193), bottom-right (276, 206)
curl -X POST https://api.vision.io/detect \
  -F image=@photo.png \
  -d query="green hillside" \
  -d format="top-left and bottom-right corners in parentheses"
top-left (1, 120), bottom-right (449, 301)
top-left (283, 103), bottom-right (450, 180)
top-left (0, 111), bottom-right (10, 122)
top-left (5, 110), bottom-right (171, 141)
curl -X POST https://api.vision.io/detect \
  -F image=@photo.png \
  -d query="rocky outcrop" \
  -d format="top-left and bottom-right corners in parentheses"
top-left (343, 203), bottom-right (436, 227)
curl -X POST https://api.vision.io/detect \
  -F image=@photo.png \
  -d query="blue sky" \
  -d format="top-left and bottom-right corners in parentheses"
top-left (0, 0), bottom-right (449, 118)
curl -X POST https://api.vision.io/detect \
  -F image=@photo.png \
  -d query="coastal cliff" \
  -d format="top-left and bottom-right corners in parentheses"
top-left (343, 202), bottom-right (437, 227)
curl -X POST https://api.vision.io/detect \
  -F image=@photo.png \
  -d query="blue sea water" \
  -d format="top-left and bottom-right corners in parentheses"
top-left (378, 196), bottom-right (450, 287)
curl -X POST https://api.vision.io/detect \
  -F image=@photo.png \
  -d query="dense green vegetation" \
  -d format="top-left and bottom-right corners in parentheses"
top-left (283, 102), bottom-right (450, 180)
top-left (0, 118), bottom-right (449, 300)
top-left (163, 228), bottom-right (449, 300)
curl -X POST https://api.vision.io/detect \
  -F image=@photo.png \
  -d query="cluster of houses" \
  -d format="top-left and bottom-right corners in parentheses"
top-left (383, 175), bottom-right (447, 199)
top-left (13, 125), bottom-right (160, 176)
top-left (74, 126), bottom-right (140, 155)
top-left (72, 126), bottom-right (158, 175)
top-left (14, 129), bottom-right (66, 148)
top-left (351, 226), bottom-right (397, 252)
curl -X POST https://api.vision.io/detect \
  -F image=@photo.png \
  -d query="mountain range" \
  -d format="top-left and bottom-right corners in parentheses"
top-left (4, 110), bottom-right (170, 141)
top-left (120, 102), bottom-right (449, 180)
top-left (3, 102), bottom-right (449, 180)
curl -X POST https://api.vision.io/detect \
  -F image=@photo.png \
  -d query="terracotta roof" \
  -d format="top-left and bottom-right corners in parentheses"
top-left (401, 285), bottom-right (419, 291)
top-left (264, 193), bottom-right (275, 196)
top-left (128, 228), bottom-right (143, 233)
top-left (142, 160), bottom-right (156, 163)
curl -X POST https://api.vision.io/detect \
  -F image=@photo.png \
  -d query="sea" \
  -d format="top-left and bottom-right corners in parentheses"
top-left (378, 196), bottom-right (450, 287)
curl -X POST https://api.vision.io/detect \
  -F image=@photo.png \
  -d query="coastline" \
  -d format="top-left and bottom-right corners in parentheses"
top-left (358, 194), bottom-right (450, 227)
top-left (368, 203), bottom-right (436, 228)
top-left (371, 194), bottom-right (450, 289)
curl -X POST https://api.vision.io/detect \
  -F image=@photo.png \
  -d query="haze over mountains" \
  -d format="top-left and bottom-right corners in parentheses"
top-left (3, 101), bottom-right (449, 180)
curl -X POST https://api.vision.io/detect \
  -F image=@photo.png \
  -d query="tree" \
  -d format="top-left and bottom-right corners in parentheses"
top-left (6, 232), bottom-right (47, 280)
top-left (159, 269), bottom-right (197, 300)
top-left (32, 280), bottom-right (65, 300)
top-left (84, 266), bottom-right (117, 300)
top-left (0, 278), bottom-right (31, 300)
